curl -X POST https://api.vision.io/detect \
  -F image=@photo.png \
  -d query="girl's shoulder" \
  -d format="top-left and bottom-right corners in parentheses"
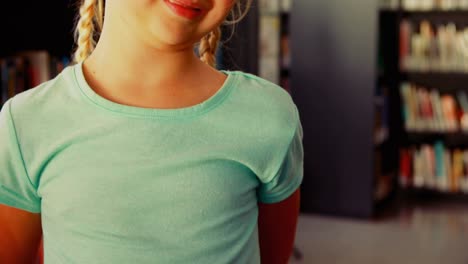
top-left (223, 70), bottom-right (299, 122)
top-left (224, 70), bottom-right (289, 97)
top-left (3, 64), bottom-right (80, 139)
top-left (5, 65), bottom-right (77, 116)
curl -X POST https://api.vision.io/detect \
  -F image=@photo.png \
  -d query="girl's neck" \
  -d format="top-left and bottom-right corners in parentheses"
top-left (80, 18), bottom-right (226, 109)
top-left (85, 22), bottom-right (207, 94)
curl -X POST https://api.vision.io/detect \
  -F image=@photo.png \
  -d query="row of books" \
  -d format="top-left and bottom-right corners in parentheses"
top-left (400, 142), bottom-right (468, 193)
top-left (379, 0), bottom-right (400, 9)
top-left (258, 0), bottom-right (291, 87)
top-left (259, 0), bottom-right (292, 13)
top-left (402, 0), bottom-right (468, 10)
top-left (400, 20), bottom-right (468, 73)
top-left (381, 0), bottom-right (468, 10)
top-left (0, 51), bottom-right (70, 106)
top-left (399, 82), bottom-right (468, 132)
top-left (259, 15), bottom-right (280, 84)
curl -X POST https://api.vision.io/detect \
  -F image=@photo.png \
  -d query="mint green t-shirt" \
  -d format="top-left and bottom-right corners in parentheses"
top-left (0, 62), bottom-right (304, 264)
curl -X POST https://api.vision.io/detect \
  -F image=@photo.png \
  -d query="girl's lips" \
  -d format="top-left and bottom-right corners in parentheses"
top-left (164, 0), bottom-right (205, 20)
top-left (168, 0), bottom-right (204, 10)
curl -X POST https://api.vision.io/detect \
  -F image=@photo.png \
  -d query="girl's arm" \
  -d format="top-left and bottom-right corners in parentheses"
top-left (258, 188), bottom-right (301, 264)
top-left (0, 204), bottom-right (42, 264)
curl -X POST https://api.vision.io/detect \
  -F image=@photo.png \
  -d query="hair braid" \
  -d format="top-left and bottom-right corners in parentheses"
top-left (73, 0), bottom-right (104, 63)
top-left (95, 0), bottom-right (105, 32)
top-left (199, 0), bottom-right (252, 67)
top-left (199, 27), bottom-right (221, 68)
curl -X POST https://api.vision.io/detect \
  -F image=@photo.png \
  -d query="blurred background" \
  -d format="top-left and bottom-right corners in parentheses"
top-left (1, 0), bottom-right (468, 263)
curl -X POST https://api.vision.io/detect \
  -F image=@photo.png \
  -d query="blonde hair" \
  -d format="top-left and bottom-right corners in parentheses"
top-left (73, 0), bottom-right (253, 68)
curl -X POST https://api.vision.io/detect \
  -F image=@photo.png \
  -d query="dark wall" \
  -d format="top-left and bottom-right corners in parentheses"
top-left (221, 3), bottom-right (259, 75)
top-left (0, 1), bottom-right (258, 72)
top-left (0, 1), bottom-right (77, 58)
top-left (291, 1), bottom-right (378, 218)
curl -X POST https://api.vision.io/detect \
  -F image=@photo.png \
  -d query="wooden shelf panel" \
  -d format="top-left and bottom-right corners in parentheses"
top-left (402, 10), bottom-right (468, 16)
top-left (405, 131), bottom-right (468, 147)
top-left (400, 71), bottom-right (468, 92)
top-left (400, 187), bottom-right (468, 202)
top-left (401, 10), bottom-right (468, 24)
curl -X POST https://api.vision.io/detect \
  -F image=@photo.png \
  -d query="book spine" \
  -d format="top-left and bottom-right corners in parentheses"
top-left (0, 51), bottom-right (69, 105)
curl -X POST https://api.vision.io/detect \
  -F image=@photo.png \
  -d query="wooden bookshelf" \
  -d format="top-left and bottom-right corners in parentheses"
top-left (258, 0), bottom-right (291, 92)
top-left (401, 72), bottom-right (468, 92)
top-left (405, 131), bottom-right (468, 147)
top-left (401, 9), bottom-right (468, 19)
top-left (401, 187), bottom-right (468, 202)
top-left (380, 4), bottom-right (468, 200)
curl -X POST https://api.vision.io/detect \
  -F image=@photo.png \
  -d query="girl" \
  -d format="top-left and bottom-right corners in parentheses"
top-left (0, 0), bottom-right (303, 263)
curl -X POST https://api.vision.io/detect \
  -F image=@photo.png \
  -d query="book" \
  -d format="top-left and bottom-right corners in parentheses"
top-left (399, 149), bottom-right (412, 187)
top-left (400, 83), bottom-right (412, 130)
top-left (420, 89), bottom-right (434, 130)
top-left (443, 150), bottom-right (452, 191)
top-left (430, 89), bottom-right (444, 131)
top-left (14, 57), bottom-right (26, 95)
top-left (18, 51), bottom-right (51, 87)
top-left (259, 16), bottom-right (280, 84)
top-left (259, 0), bottom-right (280, 14)
top-left (434, 141), bottom-right (447, 191)
top-left (462, 151), bottom-right (468, 193)
top-left (281, 0), bottom-right (292, 12)
top-left (452, 149), bottom-right (463, 192)
top-left (441, 95), bottom-right (458, 131)
top-left (400, 19), bottom-right (412, 70)
top-left (422, 144), bottom-right (436, 188)
top-left (456, 91), bottom-right (468, 131)
top-left (413, 148), bottom-right (425, 187)
top-left (0, 51), bottom-right (70, 108)
top-left (7, 60), bottom-right (16, 99)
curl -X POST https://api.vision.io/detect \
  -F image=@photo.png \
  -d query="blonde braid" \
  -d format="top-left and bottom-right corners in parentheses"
top-left (95, 0), bottom-right (105, 32)
top-left (225, 0), bottom-right (253, 25)
top-left (199, 0), bottom-right (252, 67)
top-left (73, 0), bottom-right (104, 63)
top-left (199, 27), bottom-right (221, 68)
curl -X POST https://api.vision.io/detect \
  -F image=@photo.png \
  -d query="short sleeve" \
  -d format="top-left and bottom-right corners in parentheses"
top-left (257, 117), bottom-right (304, 204)
top-left (0, 99), bottom-right (41, 213)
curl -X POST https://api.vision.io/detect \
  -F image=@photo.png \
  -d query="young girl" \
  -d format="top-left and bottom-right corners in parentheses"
top-left (0, 0), bottom-right (303, 263)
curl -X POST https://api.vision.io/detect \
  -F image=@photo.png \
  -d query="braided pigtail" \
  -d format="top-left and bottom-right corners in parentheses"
top-left (73, 0), bottom-right (105, 63)
top-left (199, 0), bottom-right (253, 67)
top-left (199, 27), bottom-right (222, 68)
top-left (225, 0), bottom-right (252, 25)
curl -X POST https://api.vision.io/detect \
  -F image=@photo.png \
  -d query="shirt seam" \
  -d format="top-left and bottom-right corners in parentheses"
top-left (73, 66), bottom-right (239, 120)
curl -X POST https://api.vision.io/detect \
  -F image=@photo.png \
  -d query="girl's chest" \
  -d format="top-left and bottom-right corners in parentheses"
top-left (38, 138), bottom-right (260, 228)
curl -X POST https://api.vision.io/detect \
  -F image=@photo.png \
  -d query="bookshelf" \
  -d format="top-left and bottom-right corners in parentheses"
top-left (258, 0), bottom-right (292, 92)
top-left (0, 2), bottom-right (76, 107)
top-left (289, 0), bottom-right (468, 219)
top-left (378, 1), bottom-right (468, 202)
